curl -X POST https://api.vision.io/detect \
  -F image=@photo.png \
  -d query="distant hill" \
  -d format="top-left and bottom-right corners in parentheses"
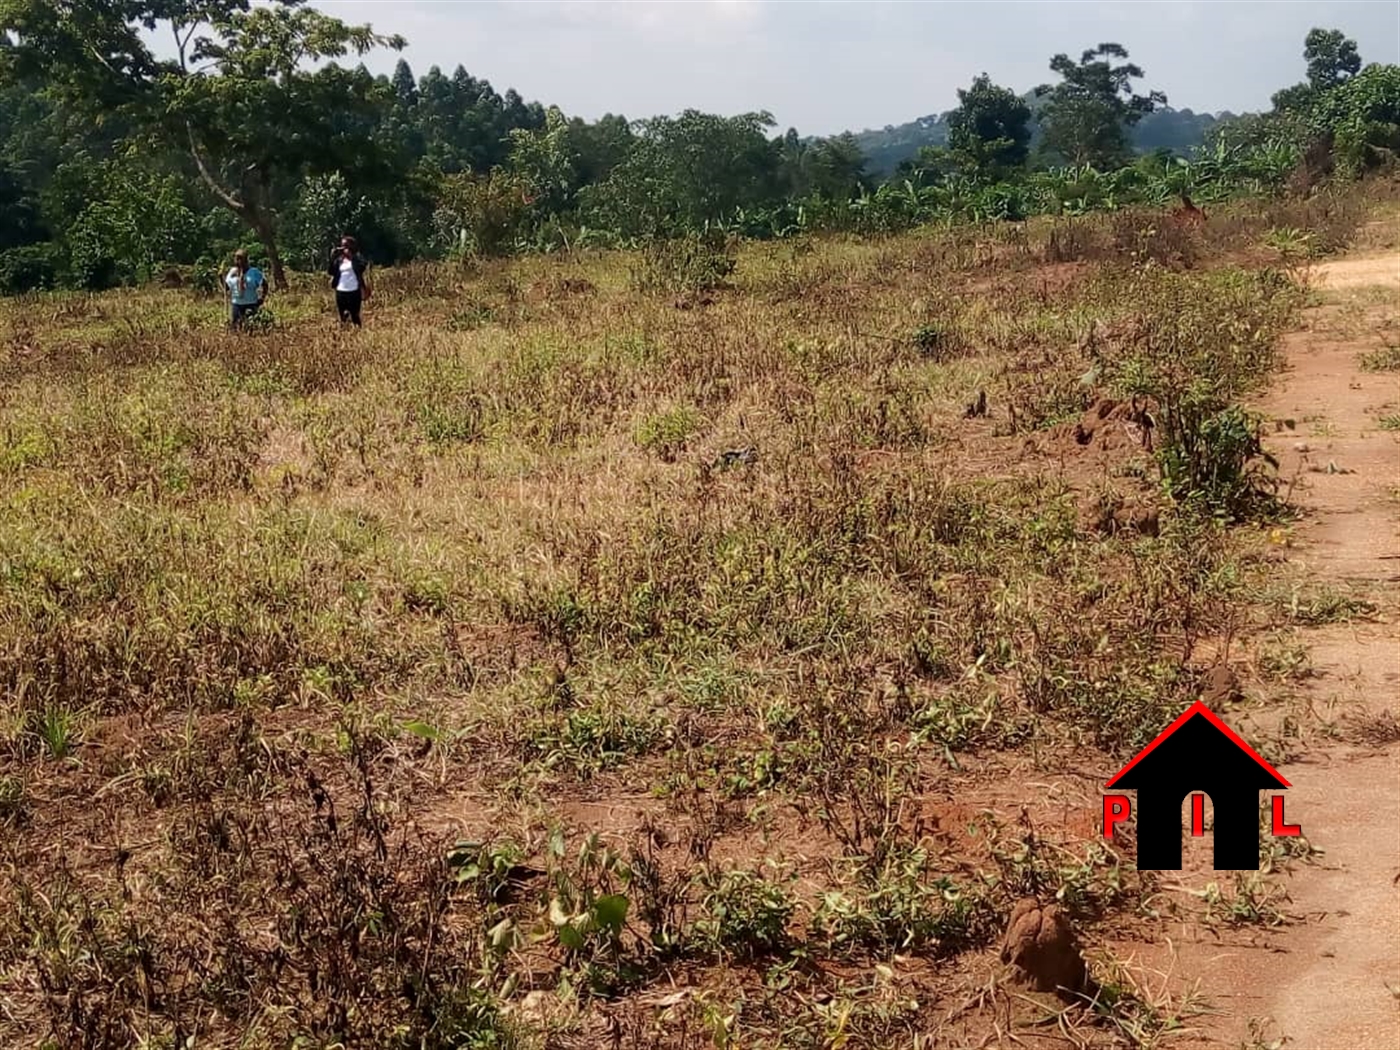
top-left (850, 99), bottom-right (1242, 178)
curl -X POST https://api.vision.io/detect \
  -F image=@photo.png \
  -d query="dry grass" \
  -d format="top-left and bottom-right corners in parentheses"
top-left (0, 186), bottom-right (1380, 1049)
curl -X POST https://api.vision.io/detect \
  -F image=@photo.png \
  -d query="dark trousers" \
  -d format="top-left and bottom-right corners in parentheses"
top-left (230, 302), bottom-right (260, 329)
top-left (336, 289), bottom-right (363, 326)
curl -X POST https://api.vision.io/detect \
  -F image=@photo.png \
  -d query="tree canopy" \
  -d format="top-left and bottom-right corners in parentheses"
top-left (946, 73), bottom-right (1033, 176)
top-left (1035, 43), bottom-right (1166, 167)
top-left (0, 0), bottom-right (405, 286)
top-left (0, 17), bottom-right (1391, 293)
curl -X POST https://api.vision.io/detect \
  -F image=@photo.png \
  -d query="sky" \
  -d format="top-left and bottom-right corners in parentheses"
top-left (312, 1), bottom-right (1400, 135)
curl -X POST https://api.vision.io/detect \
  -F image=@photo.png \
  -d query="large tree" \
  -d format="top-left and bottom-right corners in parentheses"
top-left (1035, 44), bottom-right (1165, 167)
top-left (1305, 27), bottom-right (1362, 90)
top-left (1272, 28), bottom-right (1365, 115)
top-left (579, 110), bottom-right (781, 237)
top-left (0, 0), bottom-right (405, 287)
top-left (946, 73), bottom-right (1033, 176)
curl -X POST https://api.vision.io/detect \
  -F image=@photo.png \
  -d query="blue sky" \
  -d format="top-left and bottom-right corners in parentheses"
top-left (314, 1), bottom-right (1400, 135)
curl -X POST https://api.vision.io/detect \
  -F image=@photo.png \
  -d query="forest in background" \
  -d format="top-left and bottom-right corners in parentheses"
top-left (851, 100), bottom-right (1227, 177)
top-left (0, 1), bottom-right (1396, 293)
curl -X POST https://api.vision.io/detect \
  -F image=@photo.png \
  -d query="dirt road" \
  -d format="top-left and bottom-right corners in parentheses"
top-left (1179, 237), bottom-right (1400, 1047)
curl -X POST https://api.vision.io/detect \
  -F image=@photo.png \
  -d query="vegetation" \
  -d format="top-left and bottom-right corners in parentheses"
top-left (0, 173), bottom-right (1384, 1045)
top-left (0, 7), bottom-right (1394, 1046)
top-left (0, 9), bottom-right (1394, 289)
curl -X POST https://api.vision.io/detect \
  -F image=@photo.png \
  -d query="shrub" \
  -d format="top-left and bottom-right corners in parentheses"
top-left (634, 405), bottom-right (704, 461)
top-left (630, 230), bottom-right (736, 294)
top-left (693, 868), bottom-right (795, 959)
top-left (0, 243), bottom-right (64, 294)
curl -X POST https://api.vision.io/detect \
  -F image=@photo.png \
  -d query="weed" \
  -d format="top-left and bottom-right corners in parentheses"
top-left (634, 404), bottom-right (705, 461)
top-left (1201, 871), bottom-right (1293, 927)
top-left (631, 231), bottom-right (737, 294)
top-left (694, 867), bottom-right (796, 960)
top-left (1084, 952), bottom-right (1210, 1048)
top-left (0, 774), bottom-right (24, 825)
top-left (1276, 584), bottom-right (1376, 625)
top-left (1359, 343), bottom-right (1400, 372)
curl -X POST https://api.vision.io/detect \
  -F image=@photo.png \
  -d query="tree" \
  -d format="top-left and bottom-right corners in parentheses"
top-left (1035, 44), bottom-right (1166, 167)
top-left (0, 0), bottom-right (405, 288)
top-left (390, 57), bottom-right (417, 105)
top-left (777, 130), bottom-right (869, 198)
top-left (1305, 28), bottom-right (1362, 90)
top-left (946, 73), bottom-right (1032, 176)
top-left (1310, 63), bottom-right (1400, 175)
top-left (566, 114), bottom-right (635, 191)
top-left (803, 133), bottom-right (869, 198)
top-left (579, 110), bottom-right (781, 237)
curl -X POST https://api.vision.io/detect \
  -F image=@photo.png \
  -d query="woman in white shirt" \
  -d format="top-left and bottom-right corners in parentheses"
top-left (327, 235), bottom-right (372, 327)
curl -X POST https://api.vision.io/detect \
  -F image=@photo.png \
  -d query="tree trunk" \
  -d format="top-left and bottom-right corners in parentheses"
top-left (247, 207), bottom-right (288, 291)
top-left (187, 129), bottom-right (288, 290)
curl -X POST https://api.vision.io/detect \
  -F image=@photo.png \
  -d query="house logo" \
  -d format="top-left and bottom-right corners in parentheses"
top-left (1102, 701), bottom-right (1301, 870)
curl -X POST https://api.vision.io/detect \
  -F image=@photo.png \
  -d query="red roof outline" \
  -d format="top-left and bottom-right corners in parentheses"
top-left (1105, 700), bottom-right (1290, 789)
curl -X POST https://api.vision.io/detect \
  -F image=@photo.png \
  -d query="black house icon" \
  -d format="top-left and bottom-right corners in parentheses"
top-left (1106, 700), bottom-right (1289, 870)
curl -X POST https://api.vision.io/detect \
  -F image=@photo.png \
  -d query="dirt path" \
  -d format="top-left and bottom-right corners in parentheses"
top-left (1169, 238), bottom-right (1400, 1048)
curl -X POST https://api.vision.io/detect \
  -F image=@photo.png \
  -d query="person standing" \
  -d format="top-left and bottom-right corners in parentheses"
top-left (225, 249), bottom-right (267, 329)
top-left (328, 235), bottom-right (372, 327)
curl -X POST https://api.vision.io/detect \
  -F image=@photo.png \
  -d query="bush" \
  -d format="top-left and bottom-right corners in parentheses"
top-left (629, 230), bottom-right (736, 294)
top-left (0, 243), bottom-right (64, 294)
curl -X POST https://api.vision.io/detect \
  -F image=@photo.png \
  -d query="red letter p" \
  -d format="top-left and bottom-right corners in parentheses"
top-left (1103, 794), bottom-right (1131, 839)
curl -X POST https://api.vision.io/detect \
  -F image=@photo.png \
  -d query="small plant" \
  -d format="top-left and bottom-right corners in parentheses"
top-left (33, 706), bottom-right (80, 760)
top-left (1377, 413), bottom-right (1400, 431)
top-left (447, 839), bottom-right (531, 903)
top-left (531, 704), bottom-right (668, 776)
top-left (634, 405), bottom-right (705, 462)
top-left (416, 394), bottom-right (486, 446)
top-left (1277, 585), bottom-right (1376, 625)
top-left (1086, 951), bottom-right (1210, 1046)
top-left (241, 307), bottom-right (276, 333)
top-left (1359, 344), bottom-right (1400, 372)
top-left (0, 775), bottom-right (25, 825)
top-left (447, 303), bottom-right (497, 331)
top-left (1263, 225), bottom-right (1316, 260)
top-left (694, 867), bottom-right (795, 959)
top-left (1201, 871), bottom-right (1292, 927)
top-left (1156, 403), bottom-right (1279, 521)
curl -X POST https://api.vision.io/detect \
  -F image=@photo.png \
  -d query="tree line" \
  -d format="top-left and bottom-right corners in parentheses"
top-left (0, 2), bottom-right (1396, 295)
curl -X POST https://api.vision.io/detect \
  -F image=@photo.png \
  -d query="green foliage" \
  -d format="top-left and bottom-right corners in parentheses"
top-left (1101, 268), bottom-right (1302, 520)
top-left (64, 161), bottom-right (199, 288)
top-left (0, 243), bottom-right (64, 293)
top-left (580, 110), bottom-right (779, 237)
top-left (1359, 343), bottom-right (1400, 372)
top-left (282, 173), bottom-right (373, 272)
top-left (634, 406), bottom-right (705, 461)
top-left (1035, 44), bottom-right (1167, 167)
top-left (0, 14), bottom-right (1389, 291)
top-left (694, 868), bottom-right (795, 959)
top-left (0, 0), bottom-right (407, 280)
top-left (947, 73), bottom-right (1033, 176)
top-left (630, 231), bottom-right (737, 295)
top-left (433, 169), bottom-right (533, 258)
top-left (1310, 63), bottom-right (1400, 176)
top-left (1305, 27), bottom-right (1363, 90)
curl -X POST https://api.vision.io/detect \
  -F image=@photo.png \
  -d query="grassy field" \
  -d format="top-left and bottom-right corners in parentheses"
top-left (0, 187), bottom-right (1386, 1049)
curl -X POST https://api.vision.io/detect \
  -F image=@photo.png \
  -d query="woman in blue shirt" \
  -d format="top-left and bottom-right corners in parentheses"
top-left (225, 250), bottom-right (267, 329)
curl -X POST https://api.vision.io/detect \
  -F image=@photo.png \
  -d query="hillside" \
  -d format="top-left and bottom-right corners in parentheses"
top-left (851, 103), bottom-right (1238, 177)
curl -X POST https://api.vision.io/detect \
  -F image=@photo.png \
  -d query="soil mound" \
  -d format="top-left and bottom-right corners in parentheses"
top-left (999, 898), bottom-right (1089, 997)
